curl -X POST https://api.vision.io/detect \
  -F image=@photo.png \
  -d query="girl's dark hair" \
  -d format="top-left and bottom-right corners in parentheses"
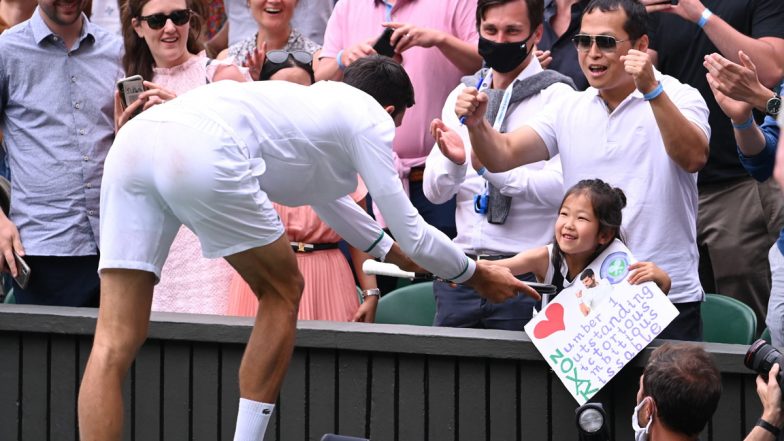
top-left (551, 179), bottom-right (627, 277)
top-left (121, 0), bottom-right (206, 81)
top-left (260, 55), bottom-right (316, 84)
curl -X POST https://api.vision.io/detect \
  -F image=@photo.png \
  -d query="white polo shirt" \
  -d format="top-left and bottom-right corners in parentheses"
top-left (424, 59), bottom-right (571, 256)
top-left (139, 80), bottom-right (475, 283)
top-left (527, 73), bottom-right (710, 304)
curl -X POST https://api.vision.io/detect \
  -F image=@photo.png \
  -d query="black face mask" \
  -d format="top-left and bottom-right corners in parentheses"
top-left (478, 32), bottom-right (534, 73)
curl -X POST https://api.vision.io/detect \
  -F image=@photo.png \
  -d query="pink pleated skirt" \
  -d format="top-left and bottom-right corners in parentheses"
top-left (226, 248), bottom-right (360, 321)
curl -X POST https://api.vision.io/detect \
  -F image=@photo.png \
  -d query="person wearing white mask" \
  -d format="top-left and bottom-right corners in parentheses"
top-left (633, 343), bottom-right (721, 441)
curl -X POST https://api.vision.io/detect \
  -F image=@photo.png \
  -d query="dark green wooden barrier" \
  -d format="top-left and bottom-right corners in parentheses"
top-left (0, 304), bottom-right (761, 441)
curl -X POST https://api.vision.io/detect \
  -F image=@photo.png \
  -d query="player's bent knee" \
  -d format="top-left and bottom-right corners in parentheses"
top-left (92, 328), bottom-right (148, 372)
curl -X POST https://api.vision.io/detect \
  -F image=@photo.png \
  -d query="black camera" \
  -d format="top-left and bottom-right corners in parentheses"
top-left (744, 339), bottom-right (784, 388)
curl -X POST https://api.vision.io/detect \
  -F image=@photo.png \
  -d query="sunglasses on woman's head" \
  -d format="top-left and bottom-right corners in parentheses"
top-left (265, 50), bottom-right (313, 66)
top-left (138, 9), bottom-right (192, 30)
top-left (571, 34), bottom-right (631, 52)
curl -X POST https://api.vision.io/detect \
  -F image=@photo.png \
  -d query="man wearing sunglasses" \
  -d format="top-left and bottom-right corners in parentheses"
top-left (0, 0), bottom-right (123, 306)
top-left (77, 56), bottom-right (536, 441)
top-left (450, 0), bottom-right (711, 341)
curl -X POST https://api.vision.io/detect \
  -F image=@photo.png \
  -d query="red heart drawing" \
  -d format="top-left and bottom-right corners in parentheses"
top-left (533, 303), bottom-right (565, 339)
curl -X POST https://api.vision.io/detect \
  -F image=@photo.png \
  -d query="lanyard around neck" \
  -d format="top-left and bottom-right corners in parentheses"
top-left (481, 70), bottom-right (516, 132)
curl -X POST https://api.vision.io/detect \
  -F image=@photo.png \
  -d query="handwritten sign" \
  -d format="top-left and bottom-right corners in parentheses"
top-left (524, 240), bottom-right (679, 405)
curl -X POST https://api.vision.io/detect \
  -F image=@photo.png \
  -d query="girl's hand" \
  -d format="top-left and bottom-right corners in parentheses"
top-left (628, 261), bottom-right (672, 294)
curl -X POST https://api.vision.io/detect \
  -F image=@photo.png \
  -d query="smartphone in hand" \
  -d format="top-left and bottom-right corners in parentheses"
top-left (116, 75), bottom-right (146, 117)
top-left (12, 251), bottom-right (30, 290)
top-left (373, 28), bottom-right (396, 58)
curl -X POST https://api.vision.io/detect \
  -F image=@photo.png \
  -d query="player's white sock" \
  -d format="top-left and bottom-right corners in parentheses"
top-left (233, 398), bottom-right (275, 441)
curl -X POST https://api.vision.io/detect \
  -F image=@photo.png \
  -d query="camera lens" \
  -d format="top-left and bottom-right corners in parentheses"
top-left (745, 339), bottom-right (784, 387)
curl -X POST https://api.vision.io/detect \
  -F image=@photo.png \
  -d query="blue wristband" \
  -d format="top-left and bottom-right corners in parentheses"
top-left (477, 166), bottom-right (487, 176)
top-left (643, 82), bottom-right (664, 101)
top-left (336, 49), bottom-right (346, 71)
top-left (697, 9), bottom-right (713, 28)
top-left (731, 115), bottom-right (755, 130)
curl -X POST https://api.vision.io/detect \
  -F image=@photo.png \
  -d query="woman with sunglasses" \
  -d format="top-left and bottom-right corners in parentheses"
top-left (217, 0), bottom-right (321, 80)
top-left (227, 53), bottom-right (380, 322)
top-left (117, 0), bottom-right (250, 315)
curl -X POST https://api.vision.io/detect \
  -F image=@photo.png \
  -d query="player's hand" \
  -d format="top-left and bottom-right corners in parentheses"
top-left (535, 49), bottom-right (552, 69)
top-left (640, 0), bottom-right (705, 23)
top-left (430, 119), bottom-right (466, 165)
top-left (0, 214), bottom-right (23, 278)
top-left (621, 49), bottom-right (658, 96)
top-left (352, 295), bottom-right (378, 323)
top-left (455, 87), bottom-right (489, 128)
top-left (466, 260), bottom-right (540, 303)
top-left (383, 22), bottom-right (444, 53)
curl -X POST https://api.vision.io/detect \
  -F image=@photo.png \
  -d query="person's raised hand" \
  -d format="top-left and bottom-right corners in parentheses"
top-left (640, 0), bottom-right (706, 24)
top-left (621, 49), bottom-right (658, 95)
top-left (455, 87), bottom-right (489, 128)
top-left (245, 40), bottom-right (267, 81)
top-left (430, 118), bottom-right (466, 165)
top-left (706, 72), bottom-right (754, 123)
top-left (341, 39), bottom-right (377, 68)
top-left (384, 22), bottom-right (444, 53)
top-left (534, 49), bottom-right (552, 69)
top-left (704, 51), bottom-right (771, 111)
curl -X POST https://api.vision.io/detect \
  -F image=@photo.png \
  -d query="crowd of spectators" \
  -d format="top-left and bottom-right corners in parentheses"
top-left (0, 0), bottom-right (783, 343)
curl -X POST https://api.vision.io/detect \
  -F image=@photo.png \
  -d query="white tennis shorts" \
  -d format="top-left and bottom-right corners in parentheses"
top-left (98, 114), bottom-right (285, 281)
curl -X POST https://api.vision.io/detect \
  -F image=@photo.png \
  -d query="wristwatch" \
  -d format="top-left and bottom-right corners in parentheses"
top-left (766, 94), bottom-right (781, 116)
top-left (361, 288), bottom-right (381, 301)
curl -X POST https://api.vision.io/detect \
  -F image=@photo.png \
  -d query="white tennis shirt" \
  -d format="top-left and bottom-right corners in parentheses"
top-left (140, 80), bottom-right (475, 283)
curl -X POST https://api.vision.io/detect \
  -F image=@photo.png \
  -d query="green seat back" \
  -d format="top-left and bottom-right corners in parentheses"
top-left (375, 282), bottom-right (435, 326)
top-left (761, 327), bottom-right (772, 344)
top-left (701, 294), bottom-right (757, 345)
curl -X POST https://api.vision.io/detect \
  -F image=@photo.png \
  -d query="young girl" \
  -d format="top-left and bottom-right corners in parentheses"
top-left (492, 179), bottom-right (671, 294)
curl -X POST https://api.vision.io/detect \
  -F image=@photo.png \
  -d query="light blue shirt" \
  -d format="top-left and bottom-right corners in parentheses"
top-left (0, 9), bottom-right (123, 255)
